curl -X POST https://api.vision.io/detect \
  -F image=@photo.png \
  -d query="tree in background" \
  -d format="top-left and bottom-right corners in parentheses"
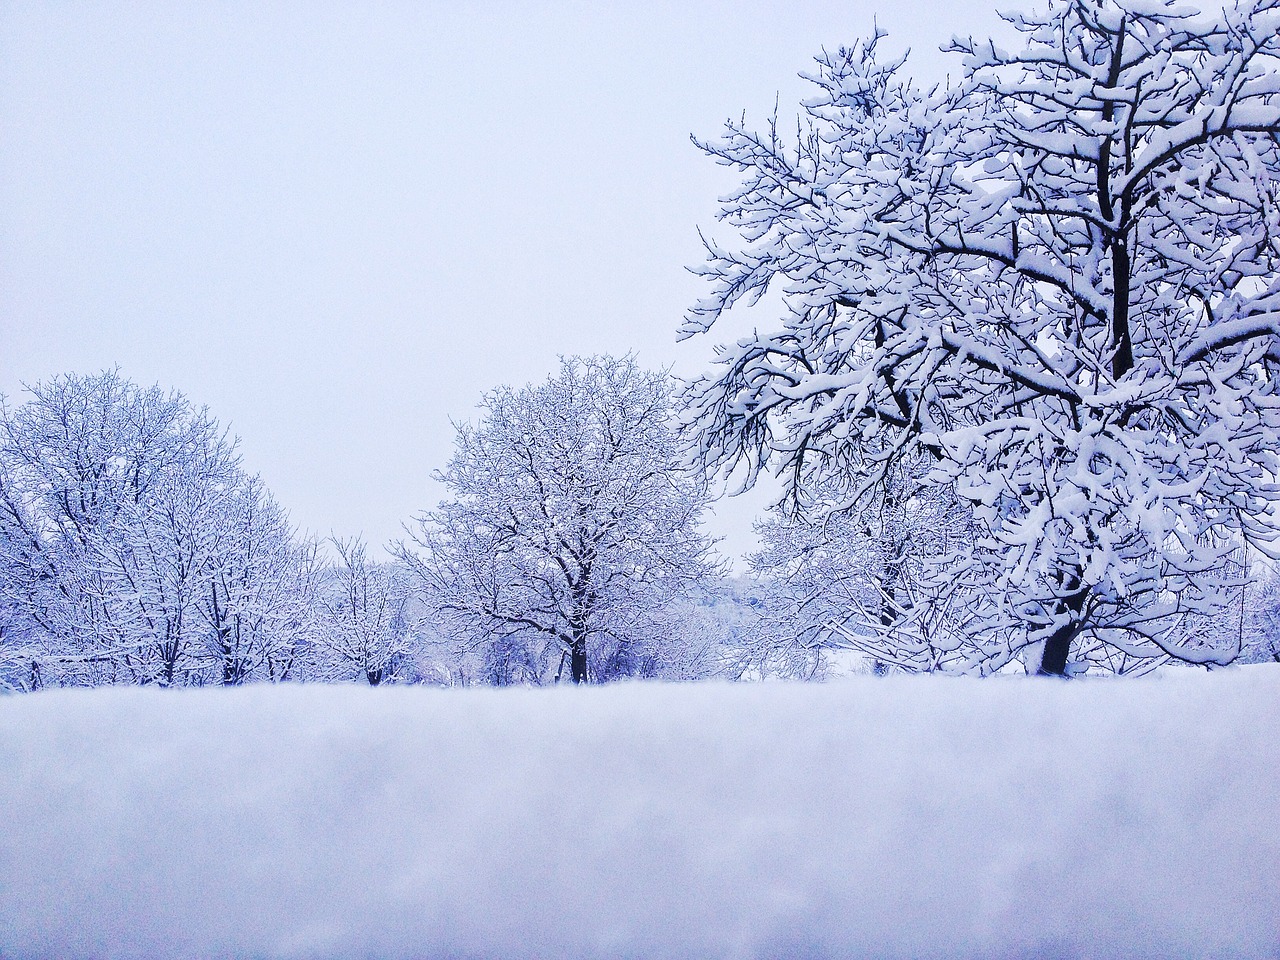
top-left (745, 467), bottom-right (979, 678)
top-left (684, 0), bottom-right (1280, 675)
top-left (313, 537), bottom-right (414, 685)
top-left (1241, 561), bottom-right (1280, 663)
top-left (0, 371), bottom-right (314, 688)
top-left (199, 476), bottom-right (320, 685)
top-left (399, 356), bottom-right (725, 685)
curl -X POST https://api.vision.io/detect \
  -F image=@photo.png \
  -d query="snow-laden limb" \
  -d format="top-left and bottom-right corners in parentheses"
top-left (685, 0), bottom-right (1280, 674)
top-left (1, 669), bottom-right (1277, 959)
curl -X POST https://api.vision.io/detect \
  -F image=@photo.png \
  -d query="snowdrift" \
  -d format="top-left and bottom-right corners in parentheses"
top-left (1, 668), bottom-right (1277, 960)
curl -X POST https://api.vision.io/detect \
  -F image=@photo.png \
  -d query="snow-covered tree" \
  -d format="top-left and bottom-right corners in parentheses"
top-left (399, 356), bottom-right (724, 684)
top-left (198, 476), bottom-right (320, 685)
top-left (312, 537), bottom-right (414, 685)
top-left (0, 371), bottom-right (313, 687)
top-left (745, 468), bottom-right (980, 677)
top-left (684, 0), bottom-right (1280, 675)
top-left (1241, 561), bottom-right (1280, 663)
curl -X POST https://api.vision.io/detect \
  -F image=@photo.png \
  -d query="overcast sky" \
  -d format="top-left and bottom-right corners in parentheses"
top-left (1, 0), bottom-right (1009, 563)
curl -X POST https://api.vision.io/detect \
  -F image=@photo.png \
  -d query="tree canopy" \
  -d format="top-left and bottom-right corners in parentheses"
top-left (685, 0), bottom-right (1280, 674)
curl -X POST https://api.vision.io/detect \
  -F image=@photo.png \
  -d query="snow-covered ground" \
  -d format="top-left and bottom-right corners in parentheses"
top-left (2, 668), bottom-right (1277, 960)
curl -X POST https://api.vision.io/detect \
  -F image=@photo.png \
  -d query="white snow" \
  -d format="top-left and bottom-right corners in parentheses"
top-left (2, 668), bottom-right (1278, 959)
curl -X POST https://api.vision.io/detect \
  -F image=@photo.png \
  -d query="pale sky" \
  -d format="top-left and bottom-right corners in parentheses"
top-left (1, 0), bottom-right (1008, 563)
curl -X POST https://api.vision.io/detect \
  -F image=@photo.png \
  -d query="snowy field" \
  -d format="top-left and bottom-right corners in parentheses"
top-left (2, 669), bottom-right (1277, 960)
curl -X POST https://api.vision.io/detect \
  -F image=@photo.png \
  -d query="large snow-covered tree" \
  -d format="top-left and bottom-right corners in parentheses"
top-left (0, 371), bottom-right (314, 688)
top-left (399, 356), bottom-right (724, 684)
top-left (684, 0), bottom-right (1280, 675)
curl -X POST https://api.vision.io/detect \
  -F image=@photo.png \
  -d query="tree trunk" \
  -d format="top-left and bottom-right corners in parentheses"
top-left (567, 596), bottom-right (591, 683)
top-left (570, 631), bottom-right (588, 684)
top-left (875, 558), bottom-right (898, 677)
top-left (1037, 620), bottom-right (1075, 677)
top-left (1110, 237), bottom-right (1134, 379)
top-left (1038, 589), bottom-right (1087, 677)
